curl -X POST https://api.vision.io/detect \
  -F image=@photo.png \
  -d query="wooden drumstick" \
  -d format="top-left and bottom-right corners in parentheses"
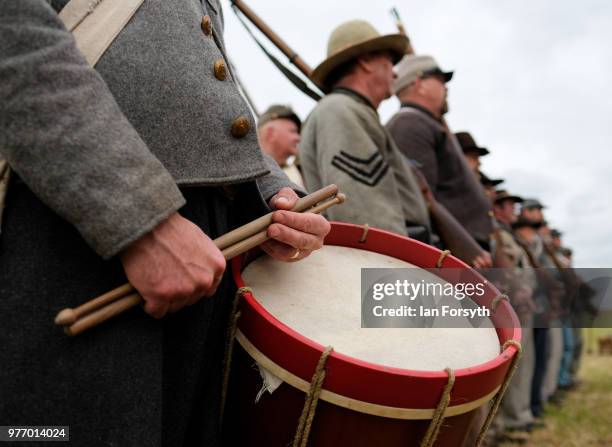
top-left (56, 192), bottom-right (345, 336)
top-left (54, 185), bottom-right (338, 326)
top-left (214, 184), bottom-right (338, 250)
top-left (63, 293), bottom-right (142, 336)
top-left (55, 185), bottom-right (338, 327)
top-left (221, 193), bottom-right (345, 259)
top-left (55, 283), bottom-right (134, 326)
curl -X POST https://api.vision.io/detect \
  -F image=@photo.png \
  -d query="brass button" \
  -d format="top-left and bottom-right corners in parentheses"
top-left (214, 59), bottom-right (227, 81)
top-left (231, 116), bottom-right (251, 138)
top-left (201, 15), bottom-right (212, 36)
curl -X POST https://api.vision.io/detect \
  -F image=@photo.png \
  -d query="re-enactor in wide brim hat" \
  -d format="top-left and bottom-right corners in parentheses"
top-left (311, 20), bottom-right (408, 92)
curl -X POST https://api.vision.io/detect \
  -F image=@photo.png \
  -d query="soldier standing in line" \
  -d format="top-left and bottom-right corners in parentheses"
top-left (386, 55), bottom-right (493, 253)
top-left (455, 131), bottom-right (490, 178)
top-left (299, 20), bottom-right (431, 242)
top-left (257, 104), bottom-right (305, 187)
top-left (491, 191), bottom-right (538, 440)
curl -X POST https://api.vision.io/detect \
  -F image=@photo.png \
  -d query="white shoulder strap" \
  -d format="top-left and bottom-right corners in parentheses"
top-left (59, 0), bottom-right (145, 66)
top-left (0, 0), bottom-right (145, 234)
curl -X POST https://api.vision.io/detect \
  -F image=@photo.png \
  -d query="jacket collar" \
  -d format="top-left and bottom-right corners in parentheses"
top-left (332, 87), bottom-right (377, 112)
top-left (400, 101), bottom-right (440, 122)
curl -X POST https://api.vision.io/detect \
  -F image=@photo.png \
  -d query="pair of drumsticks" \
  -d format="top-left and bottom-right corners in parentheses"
top-left (55, 185), bottom-right (344, 336)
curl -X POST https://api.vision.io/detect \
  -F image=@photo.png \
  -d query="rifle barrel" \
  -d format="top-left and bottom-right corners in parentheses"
top-left (231, 0), bottom-right (314, 78)
top-left (389, 6), bottom-right (414, 55)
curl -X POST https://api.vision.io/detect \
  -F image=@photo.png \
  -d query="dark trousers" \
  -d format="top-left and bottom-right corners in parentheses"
top-left (531, 327), bottom-right (549, 417)
top-left (0, 180), bottom-right (267, 446)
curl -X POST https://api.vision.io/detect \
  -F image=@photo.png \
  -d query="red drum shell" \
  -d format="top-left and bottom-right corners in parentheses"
top-left (226, 222), bottom-right (521, 446)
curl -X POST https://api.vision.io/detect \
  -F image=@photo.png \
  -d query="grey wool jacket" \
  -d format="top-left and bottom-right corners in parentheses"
top-left (300, 88), bottom-right (430, 236)
top-left (0, 0), bottom-right (292, 258)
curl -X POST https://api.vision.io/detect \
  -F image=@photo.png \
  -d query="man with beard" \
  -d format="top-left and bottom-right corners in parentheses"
top-left (299, 20), bottom-right (430, 241)
top-left (386, 55), bottom-right (493, 252)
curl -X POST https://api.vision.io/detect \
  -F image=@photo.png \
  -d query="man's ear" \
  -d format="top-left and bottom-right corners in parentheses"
top-left (261, 123), bottom-right (274, 140)
top-left (356, 55), bottom-right (374, 74)
top-left (413, 77), bottom-right (423, 93)
top-left (268, 123), bottom-right (278, 139)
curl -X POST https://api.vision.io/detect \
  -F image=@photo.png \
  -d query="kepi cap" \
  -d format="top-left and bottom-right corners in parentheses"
top-left (258, 104), bottom-right (301, 131)
top-left (393, 55), bottom-right (453, 95)
top-left (521, 198), bottom-right (546, 210)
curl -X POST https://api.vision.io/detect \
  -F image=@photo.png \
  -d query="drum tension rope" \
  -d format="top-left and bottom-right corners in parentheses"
top-left (220, 286), bottom-right (253, 426)
top-left (436, 249), bottom-right (451, 268)
top-left (475, 339), bottom-right (523, 446)
top-left (359, 224), bottom-right (370, 243)
top-left (292, 346), bottom-right (334, 447)
top-left (491, 293), bottom-right (509, 311)
top-left (420, 367), bottom-right (455, 447)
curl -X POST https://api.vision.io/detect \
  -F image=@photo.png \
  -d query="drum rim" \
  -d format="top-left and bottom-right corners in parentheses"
top-left (233, 222), bottom-right (521, 408)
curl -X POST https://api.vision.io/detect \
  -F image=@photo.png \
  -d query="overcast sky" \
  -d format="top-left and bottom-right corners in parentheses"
top-left (222, 0), bottom-right (611, 268)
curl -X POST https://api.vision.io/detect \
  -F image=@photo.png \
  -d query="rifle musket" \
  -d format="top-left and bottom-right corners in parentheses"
top-left (230, 0), bottom-right (314, 78)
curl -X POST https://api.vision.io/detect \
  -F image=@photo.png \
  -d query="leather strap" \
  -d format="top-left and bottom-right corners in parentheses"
top-left (59, 0), bottom-right (145, 66)
top-left (0, 0), bottom-right (145, 233)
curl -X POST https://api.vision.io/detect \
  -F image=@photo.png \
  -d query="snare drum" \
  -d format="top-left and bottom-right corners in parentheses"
top-left (223, 222), bottom-right (521, 446)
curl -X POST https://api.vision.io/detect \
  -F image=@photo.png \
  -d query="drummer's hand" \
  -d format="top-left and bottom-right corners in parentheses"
top-left (472, 250), bottom-right (493, 269)
top-left (120, 212), bottom-right (226, 319)
top-left (262, 187), bottom-right (331, 262)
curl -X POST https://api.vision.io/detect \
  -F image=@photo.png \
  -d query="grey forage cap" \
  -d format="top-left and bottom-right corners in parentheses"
top-left (393, 54), bottom-right (453, 94)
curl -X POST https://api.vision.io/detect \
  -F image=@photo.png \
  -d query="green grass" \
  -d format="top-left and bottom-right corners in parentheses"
top-left (499, 354), bottom-right (612, 447)
top-left (591, 310), bottom-right (612, 330)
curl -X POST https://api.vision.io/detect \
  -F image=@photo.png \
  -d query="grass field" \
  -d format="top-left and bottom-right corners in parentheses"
top-left (499, 331), bottom-right (612, 446)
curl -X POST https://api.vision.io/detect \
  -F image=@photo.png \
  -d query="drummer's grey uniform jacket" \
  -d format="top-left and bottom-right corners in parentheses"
top-left (386, 103), bottom-right (492, 244)
top-left (0, 0), bottom-right (295, 445)
top-left (0, 0), bottom-right (292, 259)
top-left (299, 88), bottom-right (430, 236)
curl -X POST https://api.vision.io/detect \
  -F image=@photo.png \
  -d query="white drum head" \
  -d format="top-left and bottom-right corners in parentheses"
top-left (242, 245), bottom-right (500, 371)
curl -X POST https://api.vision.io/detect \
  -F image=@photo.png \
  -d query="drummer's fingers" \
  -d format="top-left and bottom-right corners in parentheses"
top-left (267, 223), bottom-right (324, 251)
top-left (481, 251), bottom-right (493, 268)
top-left (143, 297), bottom-right (170, 319)
top-left (269, 187), bottom-right (299, 210)
top-left (272, 210), bottom-right (331, 237)
top-left (260, 239), bottom-right (311, 261)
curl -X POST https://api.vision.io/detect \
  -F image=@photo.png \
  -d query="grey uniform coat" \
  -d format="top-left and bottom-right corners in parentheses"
top-left (0, 1), bottom-right (294, 445)
top-left (386, 103), bottom-right (493, 245)
top-left (493, 223), bottom-right (536, 428)
top-left (300, 88), bottom-right (430, 236)
top-left (1, 0), bottom-right (290, 258)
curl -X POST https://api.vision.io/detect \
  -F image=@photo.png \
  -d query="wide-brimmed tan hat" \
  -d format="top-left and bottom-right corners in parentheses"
top-left (311, 20), bottom-right (408, 92)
